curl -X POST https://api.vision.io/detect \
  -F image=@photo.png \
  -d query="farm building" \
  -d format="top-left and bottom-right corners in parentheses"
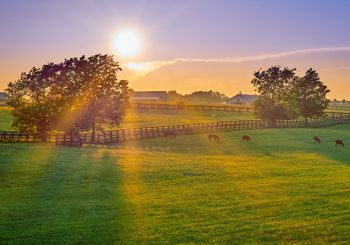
top-left (130, 91), bottom-right (167, 102)
top-left (0, 92), bottom-right (8, 101)
top-left (226, 93), bottom-right (257, 105)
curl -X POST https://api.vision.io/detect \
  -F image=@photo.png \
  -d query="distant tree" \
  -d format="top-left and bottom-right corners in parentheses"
top-left (185, 90), bottom-right (228, 104)
top-left (6, 63), bottom-right (65, 141)
top-left (165, 90), bottom-right (184, 102)
top-left (290, 68), bottom-right (330, 122)
top-left (251, 66), bottom-right (297, 125)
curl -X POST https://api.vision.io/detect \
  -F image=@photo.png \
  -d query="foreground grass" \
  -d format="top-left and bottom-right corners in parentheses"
top-left (1, 125), bottom-right (350, 243)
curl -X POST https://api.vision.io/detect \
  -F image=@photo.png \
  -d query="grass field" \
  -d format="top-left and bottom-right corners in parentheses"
top-left (0, 107), bottom-right (13, 131)
top-left (0, 107), bottom-right (254, 131)
top-left (1, 125), bottom-right (350, 243)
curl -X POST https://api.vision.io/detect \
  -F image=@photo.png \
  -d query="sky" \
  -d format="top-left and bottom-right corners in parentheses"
top-left (1, 0), bottom-right (350, 99)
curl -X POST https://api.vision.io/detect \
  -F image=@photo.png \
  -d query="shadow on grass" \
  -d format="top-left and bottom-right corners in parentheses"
top-left (0, 145), bottom-right (132, 244)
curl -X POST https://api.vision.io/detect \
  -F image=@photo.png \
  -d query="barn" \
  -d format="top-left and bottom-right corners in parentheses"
top-left (130, 91), bottom-right (168, 102)
top-left (0, 92), bottom-right (8, 102)
top-left (226, 93), bottom-right (257, 105)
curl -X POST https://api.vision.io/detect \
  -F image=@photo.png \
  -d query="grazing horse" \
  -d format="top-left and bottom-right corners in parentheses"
top-left (164, 130), bottom-right (176, 139)
top-left (335, 139), bottom-right (344, 147)
top-left (208, 134), bottom-right (220, 142)
top-left (242, 135), bottom-right (251, 142)
top-left (313, 136), bottom-right (321, 143)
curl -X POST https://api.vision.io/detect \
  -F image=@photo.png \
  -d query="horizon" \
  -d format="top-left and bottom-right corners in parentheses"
top-left (1, 0), bottom-right (350, 99)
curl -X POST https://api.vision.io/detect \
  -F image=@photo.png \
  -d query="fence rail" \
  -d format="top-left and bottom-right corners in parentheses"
top-left (1, 112), bottom-right (350, 145)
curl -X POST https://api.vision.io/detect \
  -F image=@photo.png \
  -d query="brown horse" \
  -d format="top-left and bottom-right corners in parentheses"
top-left (208, 134), bottom-right (220, 142)
top-left (164, 130), bottom-right (176, 139)
top-left (335, 139), bottom-right (344, 147)
top-left (242, 135), bottom-right (251, 142)
top-left (313, 136), bottom-right (321, 143)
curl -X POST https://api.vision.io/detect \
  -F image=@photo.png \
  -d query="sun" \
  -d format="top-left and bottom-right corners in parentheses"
top-left (113, 30), bottom-right (141, 57)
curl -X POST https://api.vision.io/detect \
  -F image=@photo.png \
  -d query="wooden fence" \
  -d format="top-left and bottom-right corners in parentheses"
top-left (1, 112), bottom-right (350, 145)
top-left (0, 131), bottom-right (35, 142)
top-left (131, 103), bottom-right (253, 112)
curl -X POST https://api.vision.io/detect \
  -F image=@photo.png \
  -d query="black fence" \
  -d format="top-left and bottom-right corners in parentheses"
top-left (1, 112), bottom-right (350, 145)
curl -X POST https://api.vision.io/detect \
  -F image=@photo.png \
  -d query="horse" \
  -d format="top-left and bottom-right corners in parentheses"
top-left (242, 135), bottom-right (251, 142)
top-left (313, 136), bottom-right (321, 143)
top-left (164, 130), bottom-right (176, 139)
top-left (208, 134), bottom-right (220, 142)
top-left (335, 139), bottom-right (344, 147)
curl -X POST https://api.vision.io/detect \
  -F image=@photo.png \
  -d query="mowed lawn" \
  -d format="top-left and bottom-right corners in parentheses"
top-left (1, 126), bottom-right (350, 244)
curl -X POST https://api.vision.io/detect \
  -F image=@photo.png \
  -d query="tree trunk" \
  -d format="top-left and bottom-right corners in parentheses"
top-left (304, 116), bottom-right (308, 127)
top-left (268, 119), bottom-right (277, 128)
top-left (39, 125), bottom-right (47, 142)
top-left (91, 115), bottom-right (96, 143)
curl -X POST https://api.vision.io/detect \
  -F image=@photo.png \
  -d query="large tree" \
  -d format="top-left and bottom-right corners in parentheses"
top-left (6, 54), bottom-right (129, 141)
top-left (251, 66), bottom-right (330, 125)
top-left (251, 66), bottom-right (298, 125)
top-left (6, 63), bottom-right (65, 141)
top-left (69, 54), bottom-right (129, 141)
top-left (290, 68), bottom-right (330, 122)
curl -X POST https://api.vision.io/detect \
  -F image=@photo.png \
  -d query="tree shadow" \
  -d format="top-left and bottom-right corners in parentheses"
top-left (0, 145), bottom-right (132, 244)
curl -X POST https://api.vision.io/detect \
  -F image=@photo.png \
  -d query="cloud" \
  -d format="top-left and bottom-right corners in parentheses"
top-left (125, 46), bottom-right (350, 76)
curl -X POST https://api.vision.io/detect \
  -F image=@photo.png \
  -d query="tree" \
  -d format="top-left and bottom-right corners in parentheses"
top-left (67, 54), bottom-right (129, 142)
top-left (251, 66), bottom-right (297, 125)
top-left (251, 66), bottom-right (330, 125)
top-left (184, 90), bottom-right (228, 104)
top-left (6, 54), bottom-right (129, 142)
top-left (165, 90), bottom-right (184, 102)
top-left (290, 68), bottom-right (330, 122)
top-left (6, 63), bottom-right (65, 141)
top-left (253, 96), bottom-right (297, 123)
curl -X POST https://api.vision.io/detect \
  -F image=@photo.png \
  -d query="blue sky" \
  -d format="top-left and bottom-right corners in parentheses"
top-left (1, 0), bottom-right (350, 98)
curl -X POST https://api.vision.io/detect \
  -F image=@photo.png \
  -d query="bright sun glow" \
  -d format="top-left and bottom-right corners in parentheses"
top-left (113, 31), bottom-right (141, 57)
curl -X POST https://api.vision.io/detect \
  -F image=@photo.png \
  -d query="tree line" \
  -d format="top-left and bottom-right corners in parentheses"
top-left (129, 90), bottom-right (230, 104)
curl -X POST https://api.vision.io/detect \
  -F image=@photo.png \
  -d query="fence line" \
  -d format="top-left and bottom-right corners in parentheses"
top-left (1, 112), bottom-right (350, 145)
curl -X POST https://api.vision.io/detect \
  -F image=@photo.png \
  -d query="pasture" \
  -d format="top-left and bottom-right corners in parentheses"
top-left (0, 107), bottom-right (13, 131)
top-left (1, 125), bottom-right (350, 244)
top-left (0, 107), bottom-right (254, 131)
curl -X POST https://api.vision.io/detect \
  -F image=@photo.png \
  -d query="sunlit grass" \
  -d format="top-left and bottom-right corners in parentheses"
top-left (1, 125), bottom-right (350, 243)
top-left (0, 107), bottom-right (13, 131)
top-left (0, 107), bottom-right (255, 131)
top-left (119, 109), bottom-right (254, 128)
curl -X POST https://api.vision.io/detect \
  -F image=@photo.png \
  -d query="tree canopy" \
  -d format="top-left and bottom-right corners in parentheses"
top-left (6, 54), bottom-right (129, 141)
top-left (251, 66), bottom-right (330, 125)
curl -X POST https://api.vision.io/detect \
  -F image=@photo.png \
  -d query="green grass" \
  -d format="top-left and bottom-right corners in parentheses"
top-left (1, 125), bottom-right (350, 243)
top-left (119, 109), bottom-right (254, 128)
top-left (0, 107), bottom-right (13, 131)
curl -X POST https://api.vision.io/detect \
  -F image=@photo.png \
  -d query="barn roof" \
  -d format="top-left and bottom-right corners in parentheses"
top-left (0, 92), bottom-right (8, 100)
top-left (132, 91), bottom-right (167, 98)
top-left (227, 93), bottom-right (258, 103)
